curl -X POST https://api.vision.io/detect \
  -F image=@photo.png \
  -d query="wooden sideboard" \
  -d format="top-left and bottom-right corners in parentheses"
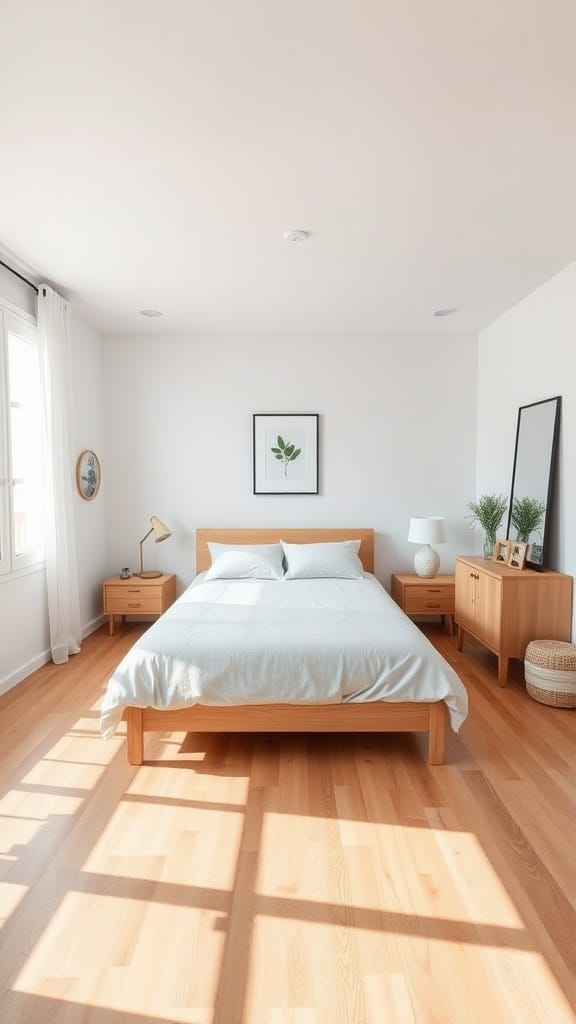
top-left (455, 555), bottom-right (572, 685)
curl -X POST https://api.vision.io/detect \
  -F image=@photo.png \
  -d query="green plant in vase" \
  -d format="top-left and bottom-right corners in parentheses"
top-left (510, 496), bottom-right (545, 544)
top-left (467, 494), bottom-right (508, 558)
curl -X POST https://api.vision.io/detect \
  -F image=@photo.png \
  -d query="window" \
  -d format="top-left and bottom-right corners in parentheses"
top-left (0, 306), bottom-right (44, 576)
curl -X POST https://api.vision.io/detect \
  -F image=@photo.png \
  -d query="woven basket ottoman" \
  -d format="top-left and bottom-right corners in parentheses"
top-left (524, 640), bottom-right (576, 708)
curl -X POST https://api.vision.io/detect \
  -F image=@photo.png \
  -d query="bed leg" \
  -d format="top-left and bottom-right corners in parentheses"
top-left (428, 702), bottom-right (446, 765)
top-left (125, 708), bottom-right (144, 765)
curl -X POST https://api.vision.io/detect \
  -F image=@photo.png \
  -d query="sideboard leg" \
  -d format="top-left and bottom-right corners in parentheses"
top-left (497, 656), bottom-right (509, 687)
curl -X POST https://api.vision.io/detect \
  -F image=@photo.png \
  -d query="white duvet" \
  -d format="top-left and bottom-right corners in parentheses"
top-left (100, 573), bottom-right (468, 739)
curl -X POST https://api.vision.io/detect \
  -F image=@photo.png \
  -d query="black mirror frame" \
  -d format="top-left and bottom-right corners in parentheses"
top-left (507, 396), bottom-right (561, 571)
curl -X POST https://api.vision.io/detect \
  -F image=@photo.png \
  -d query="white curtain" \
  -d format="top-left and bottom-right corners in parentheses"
top-left (38, 286), bottom-right (81, 664)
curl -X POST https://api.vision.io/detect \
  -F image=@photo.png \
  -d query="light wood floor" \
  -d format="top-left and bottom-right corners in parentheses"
top-left (1, 622), bottom-right (575, 1024)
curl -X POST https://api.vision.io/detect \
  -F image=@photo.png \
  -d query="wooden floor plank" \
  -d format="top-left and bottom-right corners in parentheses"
top-left (1, 622), bottom-right (576, 1023)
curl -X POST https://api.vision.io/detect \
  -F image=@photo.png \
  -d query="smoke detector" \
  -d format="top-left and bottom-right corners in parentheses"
top-left (283, 230), bottom-right (310, 243)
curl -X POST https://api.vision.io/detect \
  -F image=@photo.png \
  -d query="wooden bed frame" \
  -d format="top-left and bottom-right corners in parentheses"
top-left (123, 528), bottom-right (448, 765)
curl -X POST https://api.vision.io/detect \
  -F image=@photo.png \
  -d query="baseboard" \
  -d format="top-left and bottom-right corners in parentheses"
top-left (82, 613), bottom-right (107, 638)
top-left (0, 615), bottom-right (108, 697)
top-left (0, 648), bottom-right (51, 697)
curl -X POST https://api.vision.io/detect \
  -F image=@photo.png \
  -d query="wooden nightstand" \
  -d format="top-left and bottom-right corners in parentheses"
top-left (391, 573), bottom-right (455, 635)
top-left (103, 574), bottom-right (176, 635)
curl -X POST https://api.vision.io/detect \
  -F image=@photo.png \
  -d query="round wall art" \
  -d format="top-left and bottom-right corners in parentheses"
top-left (76, 449), bottom-right (101, 500)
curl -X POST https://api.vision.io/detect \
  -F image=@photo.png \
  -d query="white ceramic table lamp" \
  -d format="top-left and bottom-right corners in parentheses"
top-left (408, 516), bottom-right (446, 577)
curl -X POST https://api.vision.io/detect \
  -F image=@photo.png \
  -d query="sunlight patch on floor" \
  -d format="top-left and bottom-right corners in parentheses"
top-left (14, 889), bottom-right (228, 1017)
top-left (14, 890), bottom-right (150, 983)
top-left (80, 795), bottom-right (246, 889)
top-left (480, 946), bottom-right (576, 1024)
top-left (18, 758), bottom-right (106, 790)
top-left (268, 1011), bottom-right (317, 1024)
top-left (125, 764), bottom-right (250, 806)
top-left (18, 713), bottom-right (123, 790)
top-left (256, 812), bottom-right (524, 928)
top-left (425, 819), bottom-right (525, 927)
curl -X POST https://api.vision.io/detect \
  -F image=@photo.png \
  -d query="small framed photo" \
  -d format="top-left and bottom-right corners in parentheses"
top-left (76, 449), bottom-right (101, 500)
top-left (492, 538), bottom-right (511, 564)
top-left (527, 542), bottom-right (543, 568)
top-left (253, 413), bottom-right (319, 494)
top-left (507, 540), bottom-right (528, 570)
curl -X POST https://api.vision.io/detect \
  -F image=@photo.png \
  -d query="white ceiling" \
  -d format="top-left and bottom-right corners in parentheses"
top-left (1, 1), bottom-right (575, 335)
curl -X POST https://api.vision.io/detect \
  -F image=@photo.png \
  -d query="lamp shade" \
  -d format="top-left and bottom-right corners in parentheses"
top-left (150, 515), bottom-right (171, 543)
top-left (408, 516), bottom-right (447, 545)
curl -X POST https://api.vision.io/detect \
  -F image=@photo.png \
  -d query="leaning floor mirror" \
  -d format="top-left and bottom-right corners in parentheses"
top-left (507, 396), bottom-right (561, 570)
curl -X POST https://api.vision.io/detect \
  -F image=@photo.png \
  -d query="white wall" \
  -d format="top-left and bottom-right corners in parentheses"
top-left (103, 332), bottom-right (478, 589)
top-left (0, 263), bottom-right (106, 694)
top-left (477, 260), bottom-right (576, 629)
top-left (71, 314), bottom-right (107, 633)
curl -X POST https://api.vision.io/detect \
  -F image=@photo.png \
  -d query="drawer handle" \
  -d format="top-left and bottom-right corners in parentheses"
top-left (426, 603), bottom-right (441, 609)
top-left (127, 588), bottom-right (142, 593)
top-left (127, 602), bottom-right (142, 608)
top-left (426, 589), bottom-right (441, 593)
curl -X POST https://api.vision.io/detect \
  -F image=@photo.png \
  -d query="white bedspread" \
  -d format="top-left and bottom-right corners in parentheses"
top-left (100, 573), bottom-right (468, 738)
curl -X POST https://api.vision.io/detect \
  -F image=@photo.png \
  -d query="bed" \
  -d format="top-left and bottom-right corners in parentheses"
top-left (101, 528), bottom-right (468, 765)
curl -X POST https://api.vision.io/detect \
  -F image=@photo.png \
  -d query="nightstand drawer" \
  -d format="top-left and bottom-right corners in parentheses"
top-left (104, 593), bottom-right (162, 606)
top-left (104, 585), bottom-right (164, 612)
top-left (404, 587), bottom-right (455, 614)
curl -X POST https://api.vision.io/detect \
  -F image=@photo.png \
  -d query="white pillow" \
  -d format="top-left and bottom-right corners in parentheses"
top-left (205, 541), bottom-right (285, 581)
top-left (281, 539), bottom-right (364, 580)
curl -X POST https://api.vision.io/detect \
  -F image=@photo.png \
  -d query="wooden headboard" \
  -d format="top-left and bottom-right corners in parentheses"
top-left (196, 528), bottom-right (374, 574)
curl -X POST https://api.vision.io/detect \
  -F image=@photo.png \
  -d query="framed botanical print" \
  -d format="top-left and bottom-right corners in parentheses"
top-left (253, 414), bottom-right (319, 495)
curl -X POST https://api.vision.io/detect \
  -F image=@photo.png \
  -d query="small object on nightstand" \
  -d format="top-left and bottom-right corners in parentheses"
top-left (391, 572), bottom-right (455, 635)
top-left (120, 568), bottom-right (131, 579)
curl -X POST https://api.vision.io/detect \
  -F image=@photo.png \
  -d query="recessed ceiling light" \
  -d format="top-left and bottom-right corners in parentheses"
top-left (140, 309), bottom-right (163, 317)
top-left (283, 230), bottom-right (310, 243)
top-left (434, 307), bottom-right (459, 317)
